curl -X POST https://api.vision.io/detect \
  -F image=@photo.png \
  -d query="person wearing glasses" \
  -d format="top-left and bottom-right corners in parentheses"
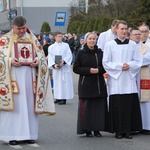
top-left (136, 25), bottom-right (150, 135)
top-left (130, 28), bottom-right (141, 44)
top-left (139, 25), bottom-right (150, 44)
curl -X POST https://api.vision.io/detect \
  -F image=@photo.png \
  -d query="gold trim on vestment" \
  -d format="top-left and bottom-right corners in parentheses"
top-left (7, 32), bottom-right (15, 110)
top-left (0, 30), bottom-right (55, 114)
top-left (33, 81), bottom-right (37, 94)
top-left (35, 111), bottom-right (56, 115)
top-left (11, 80), bottom-right (19, 94)
top-left (139, 44), bottom-right (150, 102)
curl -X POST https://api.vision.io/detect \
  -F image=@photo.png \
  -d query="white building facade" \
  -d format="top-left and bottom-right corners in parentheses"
top-left (0, 0), bottom-right (81, 34)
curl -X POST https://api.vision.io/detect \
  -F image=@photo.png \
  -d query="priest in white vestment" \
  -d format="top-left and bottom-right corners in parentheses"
top-left (48, 32), bottom-right (74, 105)
top-left (0, 16), bottom-right (55, 146)
top-left (103, 20), bottom-right (142, 139)
top-left (134, 25), bottom-right (150, 134)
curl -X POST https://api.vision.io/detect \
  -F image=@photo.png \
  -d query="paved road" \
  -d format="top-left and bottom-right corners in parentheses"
top-left (0, 71), bottom-right (150, 150)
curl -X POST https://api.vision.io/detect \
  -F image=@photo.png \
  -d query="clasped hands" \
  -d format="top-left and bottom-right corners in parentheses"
top-left (122, 63), bottom-right (129, 71)
top-left (11, 58), bottom-right (38, 67)
top-left (54, 60), bottom-right (65, 69)
top-left (90, 68), bottom-right (99, 74)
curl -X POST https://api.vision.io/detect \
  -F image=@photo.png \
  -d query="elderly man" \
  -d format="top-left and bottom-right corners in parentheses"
top-left (139, 25), bottom-right (150, 45)
top-left (133, 25), bottom-right (150, 135)
top-left (0, 16), bottom-right (55, 146)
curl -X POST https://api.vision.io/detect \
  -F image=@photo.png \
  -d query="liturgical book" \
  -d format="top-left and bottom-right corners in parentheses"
top-left (55, 55), bottom-right (62, 65)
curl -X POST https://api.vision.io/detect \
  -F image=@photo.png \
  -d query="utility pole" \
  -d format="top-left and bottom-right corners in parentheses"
top-left (20, 0), bottom-right (23, 16)
top-left (85, 0), bottom-right (88, 13)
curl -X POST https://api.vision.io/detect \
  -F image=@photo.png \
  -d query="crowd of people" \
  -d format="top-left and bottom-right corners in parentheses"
top-left (36, 32), bottom-right (86, 63)
top-left (1, 16), bottom-right (150, 147)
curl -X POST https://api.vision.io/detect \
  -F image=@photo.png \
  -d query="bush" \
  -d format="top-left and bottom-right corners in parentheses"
top-left (67, 17), bottom-right (113, 34)
top-left (40, 22), bottom-right (51, 35)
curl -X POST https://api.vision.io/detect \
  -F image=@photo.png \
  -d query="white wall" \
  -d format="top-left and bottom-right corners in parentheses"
top-left (0, 0), bottom-right (79, 32)
top-left (16, 0), bottom-right (73, 7)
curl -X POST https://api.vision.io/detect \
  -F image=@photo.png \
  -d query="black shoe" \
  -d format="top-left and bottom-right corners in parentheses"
top-left (58, 100), bottom-right (66, 105)
top-left (54, 99), bottom-right (60, 103)
top-left (141, 130), bottom-right (150, 135)
top-left (9, 140), bottom-right (18, 145)
top-left (94, 131), bottom-right (102, 137)
top-left (124, 133), bottom-right (133, 139)
top-left (115, 132), bottom-right (122, 139)
top-left (23, 140), bottom-right (35, 144)
top-left (86, 132), bottom-right (93, 137)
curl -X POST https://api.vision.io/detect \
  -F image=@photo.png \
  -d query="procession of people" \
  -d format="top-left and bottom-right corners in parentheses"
top-left (1, 16), bottom-right (150, 148)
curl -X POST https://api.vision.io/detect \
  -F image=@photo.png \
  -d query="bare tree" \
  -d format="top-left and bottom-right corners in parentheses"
top-left (106, 0), bottom-right (138, 18)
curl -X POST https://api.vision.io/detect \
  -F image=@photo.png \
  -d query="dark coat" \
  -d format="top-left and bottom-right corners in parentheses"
top-left (67, 37), bottom-right (75, 53)
top-left (43, 43), bottom-right (50, 57)
top-left (73, 44), bottom-right (107, 99)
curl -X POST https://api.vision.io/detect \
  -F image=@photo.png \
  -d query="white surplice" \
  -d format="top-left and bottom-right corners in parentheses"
top-left (136, 41), bottom-right (150, 130)
top-left (103, 39), bottom-right (142, 95)
top-left (97, 29), bottom-right (117, 107)
top-left (97, 29), bottom-right (117, 51)
top-left (0, 66), bottom-right (38, 141)
top-left (48, 42), bottom-right (74, 99)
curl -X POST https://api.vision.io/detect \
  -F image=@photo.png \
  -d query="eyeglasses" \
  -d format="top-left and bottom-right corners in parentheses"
top-left (140, 30), bottom-right (149, 33)
top-left (132, 34), bottom-right (141, 36)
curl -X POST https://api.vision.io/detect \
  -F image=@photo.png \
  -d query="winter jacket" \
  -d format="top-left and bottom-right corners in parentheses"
top-left (73, 44), bottom-right (107, 99)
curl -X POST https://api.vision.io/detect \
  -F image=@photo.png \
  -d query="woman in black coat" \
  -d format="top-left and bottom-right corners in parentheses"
top-left (73, 32), bottom-right (108, 137)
